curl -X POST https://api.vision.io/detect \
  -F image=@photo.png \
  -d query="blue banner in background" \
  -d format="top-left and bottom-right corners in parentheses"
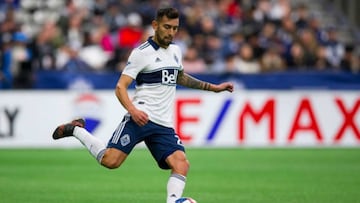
top-left (33, 70), bottom-right (360, 90)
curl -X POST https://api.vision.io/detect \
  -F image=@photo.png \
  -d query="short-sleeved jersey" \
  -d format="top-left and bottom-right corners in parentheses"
top-left (122, 37), bottom-right (183, 128)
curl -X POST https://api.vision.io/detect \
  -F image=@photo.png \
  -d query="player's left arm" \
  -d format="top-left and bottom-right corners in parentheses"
top-left (177, 70), bottom-right (234, 93)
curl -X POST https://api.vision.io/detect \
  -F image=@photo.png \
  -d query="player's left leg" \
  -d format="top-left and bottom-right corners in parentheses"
top-left (144, 122), bottom-right (189, 203)
top-left (165, 150), bottom-right (190, 203)
top-left (166, 150), bottom-right (190, 177)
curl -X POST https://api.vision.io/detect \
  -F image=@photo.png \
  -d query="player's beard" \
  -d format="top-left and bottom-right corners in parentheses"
top-left (156, 33), bottom-right (172, 47)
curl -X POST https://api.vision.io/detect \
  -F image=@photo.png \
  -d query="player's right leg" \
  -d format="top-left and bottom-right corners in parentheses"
top-left (52, 118), bottom-right (128, 169)
top-left (100, 148), bottom-right (128, 169)
top-left (52, 118), bottom-right (85, 140)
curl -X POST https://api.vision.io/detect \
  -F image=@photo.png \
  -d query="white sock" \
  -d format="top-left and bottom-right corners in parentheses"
top-left (167, 174), bottom-right (186, 203)
top-left (73, 126), bottom-right (106, 163)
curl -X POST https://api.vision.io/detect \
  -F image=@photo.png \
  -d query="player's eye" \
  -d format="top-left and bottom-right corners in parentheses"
top-left (164, 24), bottom-right (171, 29)
top-left (163, 24), bottom-right (178, 31)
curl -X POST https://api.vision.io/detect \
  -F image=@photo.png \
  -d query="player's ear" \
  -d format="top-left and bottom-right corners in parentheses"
top-left (151, 20), bottom-right (158, 30)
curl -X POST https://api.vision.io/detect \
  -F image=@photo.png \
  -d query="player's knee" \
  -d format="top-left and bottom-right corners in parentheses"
top-left (183, 159), bottom-right (190, 174)
top-left (182, 158), bottom-right (190, 170)
top-left (185, 158), bottom-right (190, 171)
top-left (101, 158), bottom-right (121, 169)
top-left (180, 158), bottom-right (190, 175)
top-left (171, 156), bottom-right (190, 176)
top-left (100, 148), bottom-right (127, 169)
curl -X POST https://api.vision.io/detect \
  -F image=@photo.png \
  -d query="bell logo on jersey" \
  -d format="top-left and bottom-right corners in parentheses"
top-left (162, 69), bottom-right (178, 85)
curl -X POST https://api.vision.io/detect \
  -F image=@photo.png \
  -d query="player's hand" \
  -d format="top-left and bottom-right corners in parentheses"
top-left (129, 108), bottom-right (149, 126)
top-left (213, 82), bottom-right (234, 93)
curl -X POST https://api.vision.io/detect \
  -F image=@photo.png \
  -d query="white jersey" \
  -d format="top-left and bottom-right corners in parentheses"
top-left (122, 37), bottom-right (183, 128)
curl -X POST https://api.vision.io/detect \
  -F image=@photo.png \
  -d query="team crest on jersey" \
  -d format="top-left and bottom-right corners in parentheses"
top-left (174, 54), bottom-right (179, 64)
top-left (120, 134), bottom-right (130, 146)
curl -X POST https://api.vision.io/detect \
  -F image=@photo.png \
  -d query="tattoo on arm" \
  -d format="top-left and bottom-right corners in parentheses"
top-left (177, 71), bottom-right (212, 91)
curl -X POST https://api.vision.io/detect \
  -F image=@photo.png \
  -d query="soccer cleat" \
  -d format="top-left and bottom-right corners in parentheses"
top-left (52, 118), bottom-right (85, 140)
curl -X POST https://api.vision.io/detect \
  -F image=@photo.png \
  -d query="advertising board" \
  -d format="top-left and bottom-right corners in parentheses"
top-left (0, 90), bottom-right (359, 148)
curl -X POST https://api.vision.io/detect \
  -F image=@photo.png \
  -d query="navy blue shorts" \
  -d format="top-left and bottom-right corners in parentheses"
top-left (107, 114), bottom-right (185, 169)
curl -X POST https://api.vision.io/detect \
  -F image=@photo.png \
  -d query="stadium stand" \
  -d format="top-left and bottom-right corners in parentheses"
top-left (0, 0), bottom-right (359, 89)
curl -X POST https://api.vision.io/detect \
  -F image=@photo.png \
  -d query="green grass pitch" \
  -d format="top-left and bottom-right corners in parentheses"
top-left (1, 148), bottom-right (360, 203)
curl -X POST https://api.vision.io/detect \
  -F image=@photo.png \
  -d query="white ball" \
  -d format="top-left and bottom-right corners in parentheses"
top-left (175, 197), bottom-right (197, 203)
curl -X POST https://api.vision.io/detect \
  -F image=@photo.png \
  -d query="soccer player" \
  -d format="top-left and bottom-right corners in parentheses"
top-left (52, 7), bottom-right (234, 203)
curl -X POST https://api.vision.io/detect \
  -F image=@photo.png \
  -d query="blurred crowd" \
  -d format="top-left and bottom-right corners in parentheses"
top-left (0, 0), bottom-right (359, 89)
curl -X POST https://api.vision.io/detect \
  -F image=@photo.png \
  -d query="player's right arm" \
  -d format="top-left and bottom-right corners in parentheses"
top-left (115, 74), bottom-right (149, 126)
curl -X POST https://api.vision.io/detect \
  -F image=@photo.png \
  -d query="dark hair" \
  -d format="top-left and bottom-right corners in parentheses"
top-left (155, 7), bottom-right (179, 21)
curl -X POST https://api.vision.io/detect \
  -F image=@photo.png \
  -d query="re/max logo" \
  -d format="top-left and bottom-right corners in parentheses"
top-left (175, 97), bottom-right (360, 144)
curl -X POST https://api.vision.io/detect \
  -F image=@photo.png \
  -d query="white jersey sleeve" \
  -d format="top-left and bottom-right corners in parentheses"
top-left (122, 49), bottom-right (146, 79)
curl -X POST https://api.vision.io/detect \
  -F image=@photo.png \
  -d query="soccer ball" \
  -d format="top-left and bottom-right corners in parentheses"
top-left (175, 197), bottom-right (197, 203)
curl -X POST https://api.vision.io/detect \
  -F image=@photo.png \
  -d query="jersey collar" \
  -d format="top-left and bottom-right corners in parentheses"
top-left (148, 37), bottom-right (160, 50)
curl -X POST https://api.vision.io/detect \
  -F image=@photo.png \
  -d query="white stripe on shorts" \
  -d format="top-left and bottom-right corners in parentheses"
top-left (111, 115), bottom-right (130, 144)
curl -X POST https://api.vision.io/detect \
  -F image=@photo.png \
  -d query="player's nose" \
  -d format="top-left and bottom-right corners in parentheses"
top-left (168, 29), bottom-right (177, 36)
